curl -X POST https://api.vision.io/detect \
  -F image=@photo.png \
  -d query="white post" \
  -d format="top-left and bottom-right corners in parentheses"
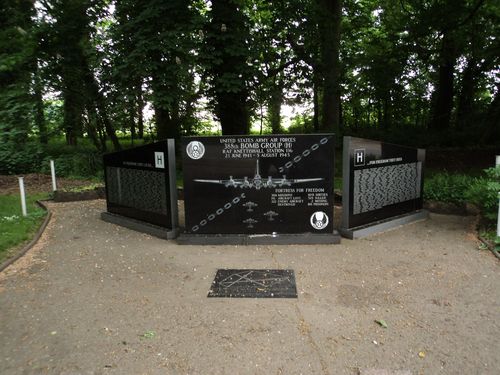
top-left (497, 191), bottom-right (500, 238)
top-left (50, 160), bottom-right (57, 192)
top-left (497, 156), bottom-right (500, 238)
top-left (19, 177), bottom-right (27, 217)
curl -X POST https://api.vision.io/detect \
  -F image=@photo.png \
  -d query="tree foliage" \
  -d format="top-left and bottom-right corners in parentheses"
top-left (0, 0), bottom-right (499, 162)
top-left (0, 0), bottom-right (36, 144)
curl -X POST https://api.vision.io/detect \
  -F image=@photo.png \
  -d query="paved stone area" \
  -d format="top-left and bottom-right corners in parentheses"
top-left (0, 200), bottom-right (499, 375)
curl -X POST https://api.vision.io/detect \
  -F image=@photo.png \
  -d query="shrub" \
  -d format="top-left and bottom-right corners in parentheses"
top-left (424, 172), bottom-right (478, 204)
top-left (40, 152), bottom-right (103, 179)
top-left (465, 166), bottom-right (500, 223)
top-left (0, 139), bottom-right (103, 179)
top-left (0, 142), bottom-right (44, 175)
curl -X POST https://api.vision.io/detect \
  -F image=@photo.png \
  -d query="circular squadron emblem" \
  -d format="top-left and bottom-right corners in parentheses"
top-left (186, 141), bottom-right (205, 160)
top-left (310, 211), bottom-right (329, 230)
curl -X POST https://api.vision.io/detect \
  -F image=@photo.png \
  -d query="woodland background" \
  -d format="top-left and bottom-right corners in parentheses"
top-left (1, 0), bottom-right (499, 176)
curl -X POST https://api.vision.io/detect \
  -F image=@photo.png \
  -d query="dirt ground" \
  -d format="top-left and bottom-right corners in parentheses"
top-left (0, 200), bottom-right (499, 375)
top-left (0, 174), bottom-right (98, 195)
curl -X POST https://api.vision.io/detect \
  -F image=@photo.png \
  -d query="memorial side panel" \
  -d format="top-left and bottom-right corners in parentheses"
top-left (346, 137), bottom-right (425, 229)
top-left (103, 140), bottom-right (173, 228)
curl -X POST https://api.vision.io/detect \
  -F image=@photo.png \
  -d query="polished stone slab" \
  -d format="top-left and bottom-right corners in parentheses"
top-left (208, 269), bottom-right (297, 298)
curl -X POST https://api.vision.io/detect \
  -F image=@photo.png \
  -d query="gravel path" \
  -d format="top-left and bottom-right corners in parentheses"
top-left (0, 200), bottom-right (498, 375)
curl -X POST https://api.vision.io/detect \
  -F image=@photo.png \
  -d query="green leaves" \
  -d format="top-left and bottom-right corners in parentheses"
top-left (465, 166), bottom-right (500, 223)
top-left (140, 330), bottom-right (156, 339)
top-left (424, 172), bottom-right (478, 204)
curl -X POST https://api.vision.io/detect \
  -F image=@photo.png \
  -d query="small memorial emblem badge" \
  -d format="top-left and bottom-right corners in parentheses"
top-left (154, 152), bottom-right (165, 169)
top-left (310, 211), bottom-right (329, 230)
top-left (186, 141), bottom-right (205, 160)
top-left (354, 148), bottom-right (365, 166)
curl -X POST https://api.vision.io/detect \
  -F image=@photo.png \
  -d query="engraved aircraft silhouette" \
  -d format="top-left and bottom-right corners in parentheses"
top-left (242, 201), bottom-right (258, 212)
top-left (243, 218), bottom-right (258, 228)
top-left (263, 210), bottom-right (279, 221)
top-left (194, 159), bottom-right (323, 190)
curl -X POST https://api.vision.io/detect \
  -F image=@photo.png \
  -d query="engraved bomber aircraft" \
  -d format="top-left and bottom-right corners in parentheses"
top-left (263, 210), bottom-right (279, 221)
top-left (243, 218), bottom-right (258, 228)
top-left (242, 201), bottom-right (258, 212)
top-left (194, 159), bottom-right (323, 190)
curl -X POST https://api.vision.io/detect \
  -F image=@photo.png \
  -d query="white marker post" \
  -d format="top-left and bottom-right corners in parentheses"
top-left (496, 156), bottom-right (500, 238)
top-left (50, 160), bottom-right (57, 192)
top-left (19, 177), bottom-right (27, 217)
top-left (497, 191), bottom-right (500, 239)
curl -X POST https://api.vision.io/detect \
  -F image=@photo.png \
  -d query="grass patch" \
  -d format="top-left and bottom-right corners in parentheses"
top-left (0, 193), bottom-right (49, 265)
top-left (479, 229), bottom-right (498, 243)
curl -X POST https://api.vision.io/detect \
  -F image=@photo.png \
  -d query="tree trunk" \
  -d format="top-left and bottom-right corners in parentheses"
top-left (101, 107), bottom-right (121, 151)
top-left (338, 94), bottom-right (343, 129)
top-left (268, 79), bottom-right (283, 134)
top-left (98, 126), bottom-right (107, 152)
top-left (137, 84), bottom-right (144, 139)
top-left (56, 0), bottom-right (88, 146)
top-left (377, 101), bottom-right (382, 128)
top-left (313, 63), bottom-right (321, 132)
top-left (483, 83), bottom-right (500, 141)
top-left (33, 64), bottom-right (47, 144)
top-left (429, 32), bottom-right (456, 130)
top-left (63, 89), bottom-right (81, 146)
top-left (456, 59), bottom-right (476, 129)
top-left (209, 0), bottom-right (250, 135)
top-left (383, 95), bottom-right (390, 129)
top-left (86, 72), bottom-right (121, 151)
top-left (154, 102), bottom-right (181, 140)
top-left (216, 92), bottom-right (249, 135)
top-left (84, 108), bottom-right (102, 152)
top-left (353, 96), bottom-right (361, 130)
top-left (155, 105), bottom-right (169, 140)
top-left (317, 0), bottom-right (342, 132)
top-left (152, 69), bottom-right (181, 141)
top-left (129, 98), bottom-right (136, 145)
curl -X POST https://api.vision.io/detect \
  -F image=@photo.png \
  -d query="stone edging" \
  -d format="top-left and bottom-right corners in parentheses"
top-left (53, 187), bottom-right (106, 202)
top-left (0, 200), bottom-right (52, 273)
top-left (478, 235), bottom-right (500, 260)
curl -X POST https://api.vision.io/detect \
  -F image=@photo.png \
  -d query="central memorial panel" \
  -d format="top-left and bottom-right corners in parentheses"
top-left (180, 134), bottom-right (340, 244)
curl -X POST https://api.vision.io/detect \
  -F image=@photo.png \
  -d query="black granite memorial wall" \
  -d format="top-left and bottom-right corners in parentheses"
top-left (341, 136), bottom-right (426, 237)
top-left (102, 140), bottom-right (178, 232)
top-left (181, 134), bottom-right (337, 242)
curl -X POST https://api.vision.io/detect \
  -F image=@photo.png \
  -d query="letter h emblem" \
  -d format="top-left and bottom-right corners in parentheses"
top-left (354, 149), bottom-right (365, 167)
top-left (154, 152), bottom-right (165, 169)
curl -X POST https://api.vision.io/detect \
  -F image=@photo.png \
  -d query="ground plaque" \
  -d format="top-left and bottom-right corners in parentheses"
top-left (179, 134), bottom-right (340, 244)
top-left (340, 136), bottom-right (428, 239)
top-left (208, 269), bottom-right (297, 298)
top-left (101, 140), bottom-right (179, 239)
